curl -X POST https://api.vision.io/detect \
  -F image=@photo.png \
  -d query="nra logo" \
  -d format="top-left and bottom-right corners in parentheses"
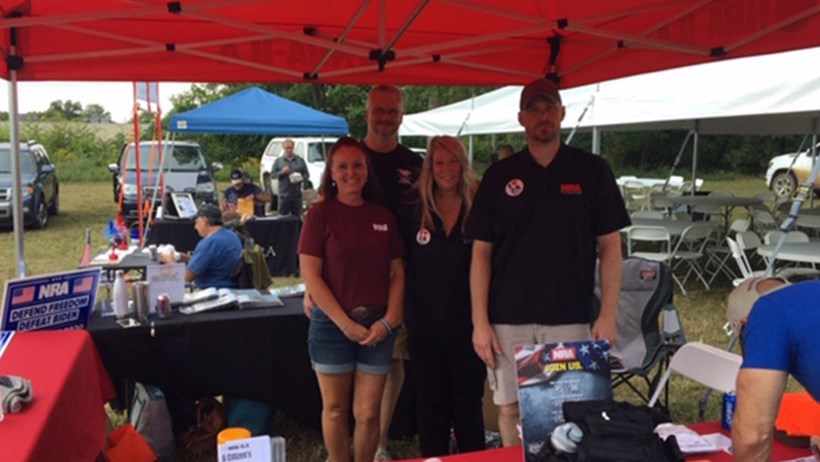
top-left (372, 223), bottom-right (388, 232)
top-left (550, 346), bottom-right (577, 361)
top-left (560, 183), bottom-right (583, 195)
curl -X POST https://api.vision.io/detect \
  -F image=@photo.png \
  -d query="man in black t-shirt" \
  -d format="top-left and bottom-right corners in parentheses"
top-left (222, 168), bottom-right (270, 216)
top-left (465, 79), bottom-right (630, 447)
top-left (362, 84), bottom-right (421, 460)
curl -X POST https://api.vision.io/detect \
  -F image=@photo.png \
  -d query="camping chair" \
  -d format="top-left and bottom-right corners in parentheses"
top-left (648, 342), bottom-right (742, 417)
top-left (592, 258), bottom-right (685, 406)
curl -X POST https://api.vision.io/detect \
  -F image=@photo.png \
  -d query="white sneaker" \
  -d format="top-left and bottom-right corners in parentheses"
top-left (374, 447), bottom-right (393, 461)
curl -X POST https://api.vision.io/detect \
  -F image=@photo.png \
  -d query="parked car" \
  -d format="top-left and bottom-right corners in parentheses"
top-left (259, 137), bottom-right (337, 192)
top-left (108, 141), bottom-right (222, 223)
top-left (0, 141), bottom-right (59, 229)
top-left (765, 142), bottom-right (820, 200)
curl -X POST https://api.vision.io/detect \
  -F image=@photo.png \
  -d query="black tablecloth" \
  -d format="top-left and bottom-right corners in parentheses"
top-left (87, 297), bottom-right (322, 429)
top-left (147, 217), bottom-right (301, 276)
top-left (88, 296), bottom-right (417, 435)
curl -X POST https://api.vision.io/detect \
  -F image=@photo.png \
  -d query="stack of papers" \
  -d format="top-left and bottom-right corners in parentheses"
top-left (180, 288), bottom-right (283, 314)
top-left (654, 423), bottom-right (723, 454)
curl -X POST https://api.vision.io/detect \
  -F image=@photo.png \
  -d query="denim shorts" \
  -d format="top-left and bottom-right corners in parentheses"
top-left (308, 306), bottom-right (397, 375)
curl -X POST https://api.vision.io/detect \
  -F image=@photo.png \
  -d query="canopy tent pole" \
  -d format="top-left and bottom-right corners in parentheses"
top-left (8, 28), bottom-right (27, 277)
top-left (766, 118), bottom-right (820, 276)
top-left (591, 127), bottom-right (601, 155)
top-left (663, 129), bottom-right (695, 192)
top-left (565, 92), bottom-right (596, 146)
top-left (691, 121), bottom-right (699, 196)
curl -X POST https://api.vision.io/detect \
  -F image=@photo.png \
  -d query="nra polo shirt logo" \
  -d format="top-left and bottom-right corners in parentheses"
top-left (416, 229), bottom-right (431, 245)
top-left (372, 223), bottom-right (388, 232)
top-left (505, 179), bottom-right (524, 197)
top-left (560, 183), bottom-right (583, 195)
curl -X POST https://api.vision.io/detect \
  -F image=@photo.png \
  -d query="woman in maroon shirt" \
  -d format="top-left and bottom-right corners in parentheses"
top-left (298, 137), bottom-right (405, 462)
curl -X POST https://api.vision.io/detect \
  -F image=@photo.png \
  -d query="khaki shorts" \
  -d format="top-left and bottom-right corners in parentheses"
top-left (487, 323), bottom-right (591, 406)
top-left (392, 325), bottom-right (410, 360)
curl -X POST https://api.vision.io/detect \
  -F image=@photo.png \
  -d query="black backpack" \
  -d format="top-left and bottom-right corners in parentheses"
top-left (560, 400), bottom-right (685, 462)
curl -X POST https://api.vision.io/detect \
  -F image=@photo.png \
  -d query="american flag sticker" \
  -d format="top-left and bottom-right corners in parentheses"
top-left (11, 286), bottom-right (35, 305)
top-left (73, 277), bottom-right (94, 294)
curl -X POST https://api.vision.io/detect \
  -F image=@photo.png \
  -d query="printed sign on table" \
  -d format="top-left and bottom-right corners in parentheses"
top-left (1, 268), bottom-right (102, 331)
top-left (516, 340), bottom-right (613, 461)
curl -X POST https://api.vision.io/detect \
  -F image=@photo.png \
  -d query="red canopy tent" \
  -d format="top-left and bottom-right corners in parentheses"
top-left (1, 0), bottom-right (820, 87)
top-left (3, 0), bottom-right (820, 275)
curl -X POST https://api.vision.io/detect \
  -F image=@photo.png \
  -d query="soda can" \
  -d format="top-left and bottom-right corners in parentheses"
top-left (156, 293), bottom-right (172, 319)
top-left (134, 282), bottom-right (150, 321)
top-left (722, 391), bottom-right (736, 431)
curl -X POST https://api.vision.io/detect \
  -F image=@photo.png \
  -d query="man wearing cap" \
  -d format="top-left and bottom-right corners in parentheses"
top-left (466, 78), bottom-right (630, 446)
top-left (163, 203), bottom-right (242, 288)
top-left (222, 168), bottom-right (270, 216)
top-left (271, 139), bottom-right (309, 217)
top-left (726, 277), bottom-right (820, 461)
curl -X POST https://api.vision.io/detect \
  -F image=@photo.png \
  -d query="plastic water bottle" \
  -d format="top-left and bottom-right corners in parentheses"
top-left (270, 436), bottom-right (286, 462)
top-left (112, 270), bottom-right (130, 319)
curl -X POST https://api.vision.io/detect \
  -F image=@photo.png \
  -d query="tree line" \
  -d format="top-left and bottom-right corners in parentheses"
top-left (0, 83), bottom-right (809, 182)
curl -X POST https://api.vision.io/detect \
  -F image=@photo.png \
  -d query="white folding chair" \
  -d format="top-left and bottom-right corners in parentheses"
top-left (622, 180), bottom-right (650, 212)
top-left (763, 230), bottom-right (810, 245)
top-left (626, 226), bottom-right (690, 294)
top-left (670, 224), bottom-right (714, 291)
top-left (648, 342), bottom-right (742, 408)
top-left (631, 210), bottom-right (666, 220)
top-left (752, 208), bottom-right (779, 235)
top-left (705, 219), bottom-right (750, 285)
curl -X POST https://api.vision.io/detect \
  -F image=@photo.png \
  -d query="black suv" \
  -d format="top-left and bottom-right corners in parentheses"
top-left (0, 141), bottom-right (59, 229)
top-left (108, 141), bottom-right (222, 223)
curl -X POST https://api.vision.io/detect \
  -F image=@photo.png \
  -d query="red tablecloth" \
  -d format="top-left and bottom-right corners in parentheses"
top-left (0, 330), bottom-right (115, 462)
top-left (394, 422), bottom-right (812, 462)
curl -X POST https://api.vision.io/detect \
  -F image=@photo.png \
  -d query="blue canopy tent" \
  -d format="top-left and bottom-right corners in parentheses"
top-left (169, 86), bottom-right (349, 135)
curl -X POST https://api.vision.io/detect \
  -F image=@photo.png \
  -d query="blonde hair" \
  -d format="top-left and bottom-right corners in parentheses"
top-left (416, 136), bottom-right (478, 232)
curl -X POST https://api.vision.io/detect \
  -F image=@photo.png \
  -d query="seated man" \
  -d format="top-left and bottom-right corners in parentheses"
top-left (726, 277), bottom-right (820, 461)
top-left (163, 203), bottom-right (242, 288)
top-left (222, 168), bottom-right (270, 216)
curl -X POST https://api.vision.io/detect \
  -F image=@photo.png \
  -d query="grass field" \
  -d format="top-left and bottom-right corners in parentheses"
top-left (0, 177), bottom-right (804, 461)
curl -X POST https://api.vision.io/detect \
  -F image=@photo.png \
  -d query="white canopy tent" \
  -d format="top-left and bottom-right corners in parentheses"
top-left (400, 46), bottom-right (820, 138)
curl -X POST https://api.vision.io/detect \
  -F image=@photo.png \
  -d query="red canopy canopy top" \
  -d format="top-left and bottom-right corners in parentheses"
top-left (1, 0), bottom-right (819, 88)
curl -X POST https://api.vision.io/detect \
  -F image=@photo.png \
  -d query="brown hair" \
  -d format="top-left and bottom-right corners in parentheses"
top-left (317, 137), bottom-right (382, 203)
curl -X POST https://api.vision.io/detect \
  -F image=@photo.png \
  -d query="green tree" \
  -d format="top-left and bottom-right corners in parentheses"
top-left (81, 104), bottom-right (112, 123)
top-left (43, 100), bottom-right (83, 121)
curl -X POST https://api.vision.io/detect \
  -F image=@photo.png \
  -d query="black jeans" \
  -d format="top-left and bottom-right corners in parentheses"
top-left (407, 329), bottom-right (487, 456)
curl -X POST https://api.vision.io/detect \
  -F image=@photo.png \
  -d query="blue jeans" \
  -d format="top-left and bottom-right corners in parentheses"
top-left (307, 306), bottom-right (396, 375)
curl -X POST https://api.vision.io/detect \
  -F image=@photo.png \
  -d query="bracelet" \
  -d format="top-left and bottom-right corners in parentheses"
top-left (379, 318), bottom-right (393, 335)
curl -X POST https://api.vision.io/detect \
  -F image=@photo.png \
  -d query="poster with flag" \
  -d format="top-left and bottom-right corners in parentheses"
top-left (516, 340), bottom-right (612, 460)
top-left (1, 268), bottom-right (102, 331)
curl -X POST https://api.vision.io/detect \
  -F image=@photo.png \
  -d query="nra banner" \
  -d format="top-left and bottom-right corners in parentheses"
top-left (1, 268), bottom-right (102, 331)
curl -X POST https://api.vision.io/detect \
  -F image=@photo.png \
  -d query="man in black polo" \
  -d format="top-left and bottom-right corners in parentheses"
top-left (466, 78), bottom-right (630, 446)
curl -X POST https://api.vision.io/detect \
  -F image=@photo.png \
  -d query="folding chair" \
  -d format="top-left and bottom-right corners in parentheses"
top-left (705, 219), bottom-right (749, 285)
top-left (592, 258), bottom-right (685, 406)
top-left (648, 342), bottom-right (743, 414)
top-left (671, 224), bottom-right (714, 291)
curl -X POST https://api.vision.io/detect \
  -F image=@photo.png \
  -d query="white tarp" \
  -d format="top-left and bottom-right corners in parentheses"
top-left (400, 47), bottom-right (820, 137)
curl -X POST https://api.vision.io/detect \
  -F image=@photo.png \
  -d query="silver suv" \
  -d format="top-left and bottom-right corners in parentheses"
top-left (108, 141), bottom-right (222, 223)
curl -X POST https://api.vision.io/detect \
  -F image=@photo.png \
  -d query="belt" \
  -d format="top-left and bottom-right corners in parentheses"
top-left (348, 305), bottom-right (385, 322)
